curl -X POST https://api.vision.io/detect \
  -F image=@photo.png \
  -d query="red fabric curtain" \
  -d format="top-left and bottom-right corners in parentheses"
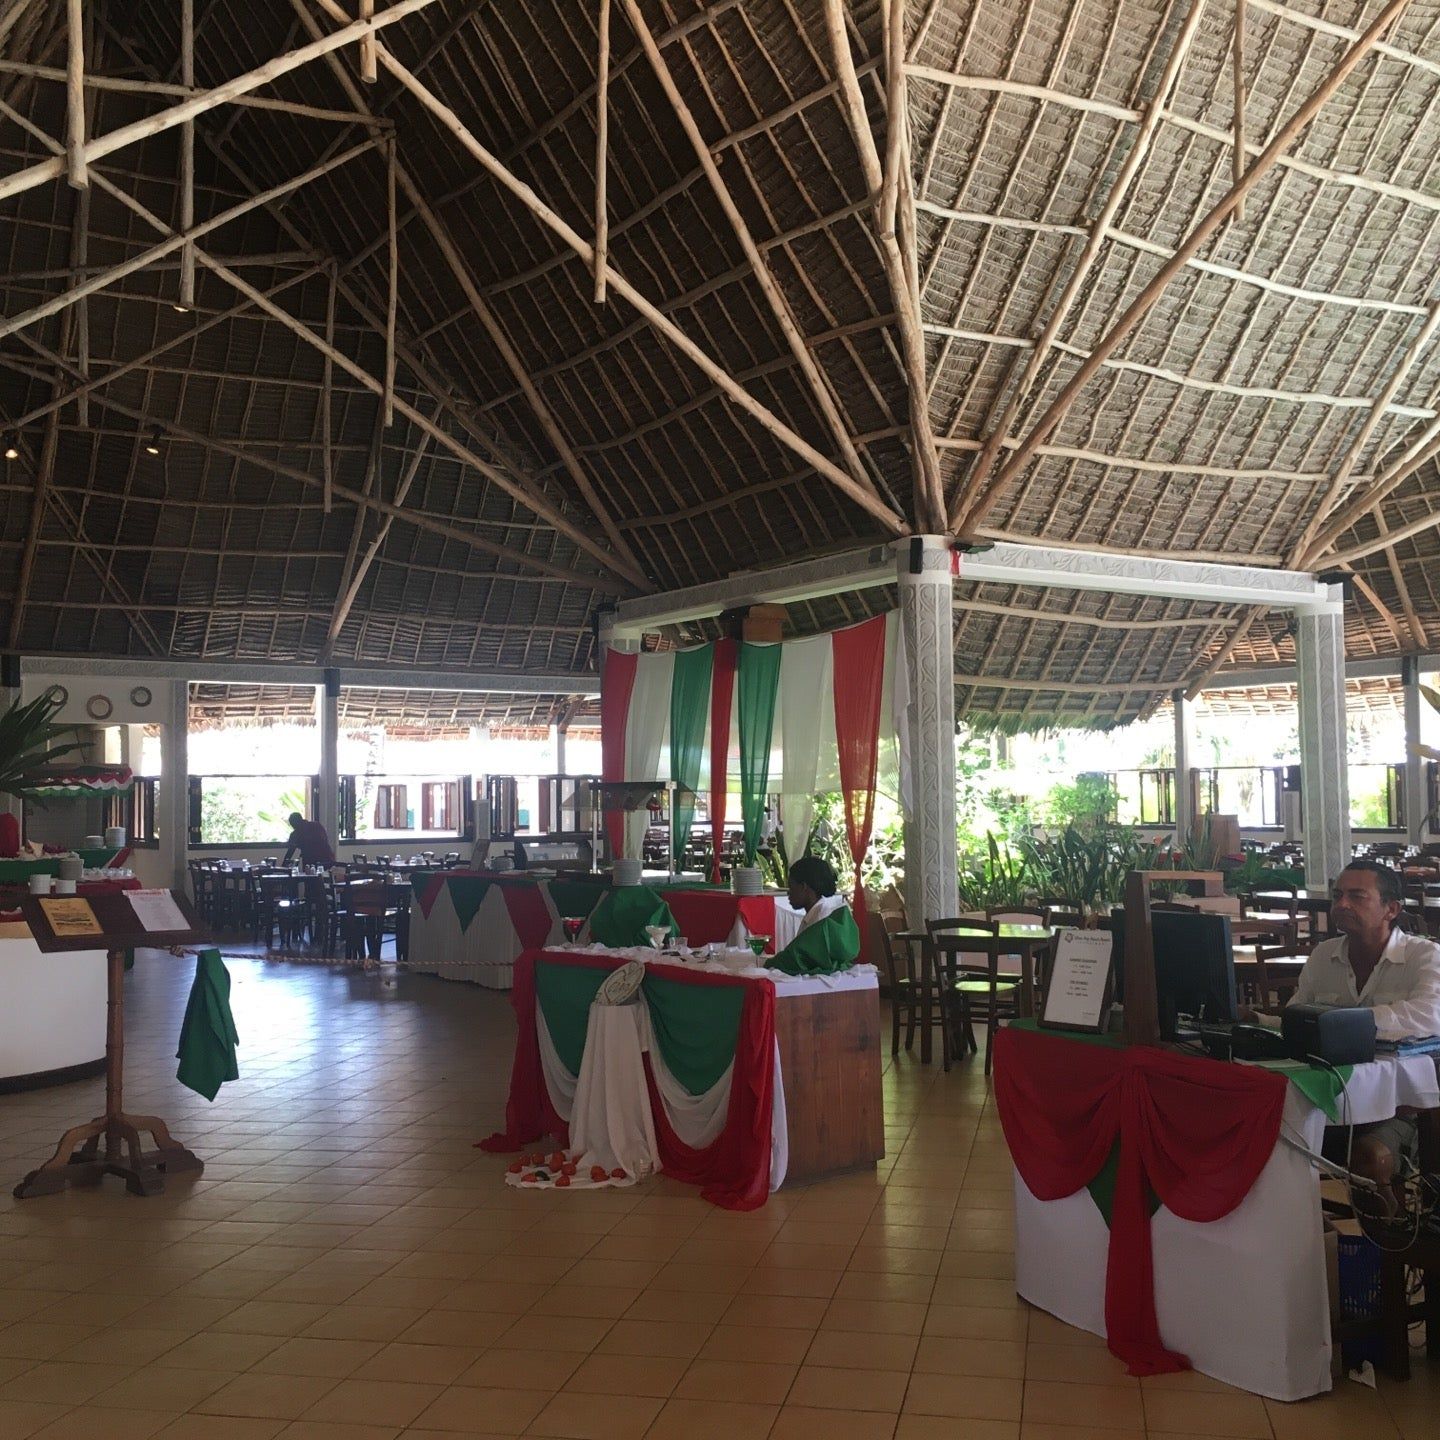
top-left (831, 616), bottom-right (887, 946)
top-left (708, 639), bottom-right (738, 883)
top-left (993, 1026), bottom-right (1287, 1375)
top-left (600, 651), bottom-right (638, 857)
top-left (644, 968), bottom-right (776, 1210)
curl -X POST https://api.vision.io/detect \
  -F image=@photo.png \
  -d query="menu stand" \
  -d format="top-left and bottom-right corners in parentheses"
top-left (14, 889), bottom-right (208, 1199)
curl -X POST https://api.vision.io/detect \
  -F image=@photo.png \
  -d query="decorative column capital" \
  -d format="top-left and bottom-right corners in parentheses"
top-left (892, 535), bottom-right (957, 588)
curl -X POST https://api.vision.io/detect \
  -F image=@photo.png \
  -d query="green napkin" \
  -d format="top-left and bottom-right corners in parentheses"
top-left (587, 885), bottom-right (676, 948)
top-left (176, 948), bottom-right (240, 1101)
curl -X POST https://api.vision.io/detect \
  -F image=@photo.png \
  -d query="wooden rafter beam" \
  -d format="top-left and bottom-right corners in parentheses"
top-left (618, 0), bottom-right (883, 510)
top-left (0, 0), bottom-right (438, 207)
top-left (957, 0), bottom-right (1419, 539)
top-left (284, 0), bottom-right (650, 583)
top-left (306, 0), bottom-right (906, 536)
top-left (821, 0), bottom-right (941, 530)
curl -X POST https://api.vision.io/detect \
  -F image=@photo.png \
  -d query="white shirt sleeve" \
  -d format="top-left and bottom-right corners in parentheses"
top-left (1370, 936), bottom-right (1440, 1042)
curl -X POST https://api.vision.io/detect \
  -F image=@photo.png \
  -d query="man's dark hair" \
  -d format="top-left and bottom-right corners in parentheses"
top-left (288, 812), bottom-right (304, 827)
top-left (1338, 858), bottom-right (1403, 907)
top-left (789, 855), bottom-right (838, 897)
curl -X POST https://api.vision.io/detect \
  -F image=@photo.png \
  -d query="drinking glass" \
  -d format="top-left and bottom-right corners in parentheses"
top-left (562, 917), bottom-right (584, 944)
top-left (747, 934), bottom-right (770, 958)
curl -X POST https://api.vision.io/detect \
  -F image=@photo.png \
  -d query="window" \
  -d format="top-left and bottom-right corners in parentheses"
top-left (375, 784), bottom-right (409, 830)
top-left (421, 781), bottom-right (457, 832)
top-left (105, 777), bottom-right (159, 847)
top-left (189, 775), bottom-right (313, 845)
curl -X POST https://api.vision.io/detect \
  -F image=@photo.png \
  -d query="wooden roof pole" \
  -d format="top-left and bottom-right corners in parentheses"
top-left (618, 0), bottom-right (885, 509)
top-left (1372, 509), bottom-right (1429, 647)
top-left (960, 0), bottom-right (1418, 538)
top-left (64, 0), bottom-right (85, 189)
top-left (594, 0), bottom-right (610, 304)
top-left (310, 0), bottom-right (906, 536)
top-left (383, 136), bottom-right (397, 426)
top-left (1328, 461), bottom-right (1440, 565)
top-left (1231, 0), bottom-right (1247, 224)
top-left (323, 262), bottom-right (335, 514)
top-left (0, 0), bottom-right (35, 50)
top-left (179, 0), bottom-right (194, 309)
top-left (1296, 302), bottom-right (1440, 558)
top-left (947, 0), bottom-right (1209, 532)
top-left (0, 138), bottom-right (381, 346)
top-left (284, 0), bottom-right (651, 584)
top-left (322, 430), bottom-right (435, 659)
top-left (820, 0), bottom-right (942, 530)
top-left (0, 0), bottom-right (437, 207)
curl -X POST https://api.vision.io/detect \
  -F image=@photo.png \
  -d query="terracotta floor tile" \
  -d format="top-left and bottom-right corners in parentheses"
top-left (563, 1352), bottom-right (687, 1397)
top-left (804, 1330), bottom-right (918, 1372)
top-left (28, 1406), bottom-right (177, 1440)
top-left (787, 1365), bottom-right (909, 1412)
top-left (411, 1385), bottom-right (549, 1435)
top-left (274, 1423), bottom-right (401, 1440)
top-left (151, 1418), bottom-right (287, 1440)
top-left (299, 1308), bottom-right (423, 1343)
top-left (594, 1321), bottom-right (713, 1361)
top-left (193, 1372), bottom-right (341, 1420)
top-left (1022, 1380), bottom-right (1146, 1431)
top-left (700, 1324), bottom-right (814, 1366)
top-left (1024, 1343), bottom-right (1139, 1388)
top-left (299, 1377), bottom-right (444, 1427)
top-left (252, 1338), bottom-right (384, 1379)
top-left (0, 1359), bottom-right (132, 1405)
top-left (675, 1357), bottom-right (798, 1404)
top-left (495, 1314), bottom-right (611, 1353)
top-left (644, 1397), bottom-right (780, 1440)
top-left (0, 1400), bottom-right (74, 1440)
top-left (904, 1373), bottom-right (1025, 1422)
top-left (769, 1406), bottom-right (899, 1440)
top-left (721, 1294), bottom-right (828, 1330)
top-left (104, 1364), bottom-right (235, 1412)
top-left (526, 1390), bottom-right (665, 1439)
top-left (161, 1332), bottom-right (286, 1372)
top-left (454, 1349), bottom-right (583, 1391)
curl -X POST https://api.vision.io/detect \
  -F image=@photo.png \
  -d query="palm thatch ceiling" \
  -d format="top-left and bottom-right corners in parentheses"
top-left (1, 0), bottom-right (1437, 732)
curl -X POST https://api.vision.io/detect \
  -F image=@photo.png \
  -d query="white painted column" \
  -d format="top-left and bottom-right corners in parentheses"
top-left (163, 679), bottom-right (189, 889)
top-left (1295, 602), bottom-right (1351, 889)
top-left (318, 670), bottom-right (340, 849)
top-left (1403, 657), bottom-right (1427, 843)
top-left (896, 536), bottom-right (958, 926)
top-left (1171, 687), bottom-right (1194, 846)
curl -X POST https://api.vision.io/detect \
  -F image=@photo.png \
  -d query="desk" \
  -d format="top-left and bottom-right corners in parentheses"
top-left (1002, 1024), bottom-right (1440, 1398)
top-left (918, 925), bottom-right (1054, 1063)
top-left (484, 948), bottom-right (883, 1202)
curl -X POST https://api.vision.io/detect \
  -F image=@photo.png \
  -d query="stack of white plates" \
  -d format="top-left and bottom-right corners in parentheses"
top-left (731, 866), bottom-right (763, 896)
top-left (613, 857), bottom-right (643, 887)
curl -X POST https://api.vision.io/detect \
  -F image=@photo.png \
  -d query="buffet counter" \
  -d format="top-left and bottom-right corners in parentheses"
top-left (406, 871), bottom-right (804, 989)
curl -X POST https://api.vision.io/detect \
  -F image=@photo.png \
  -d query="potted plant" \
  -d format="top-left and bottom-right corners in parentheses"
top-left (0, 691), bottom-right (83, 859)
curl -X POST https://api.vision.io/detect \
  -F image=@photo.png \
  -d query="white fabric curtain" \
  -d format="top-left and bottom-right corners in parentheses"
top-left (637, 1004), bottom-right (733, 1148)
top-left (776, 634), bottom-right (831, 858)
top-left (569, 1004), bottom-right (657, 1178)
top-left (623, 651), bottom-right (675, 859)
top-left (535, 1008), bottom-right (578, 1121)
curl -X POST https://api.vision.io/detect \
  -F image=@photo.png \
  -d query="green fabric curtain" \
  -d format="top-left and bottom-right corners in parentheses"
top-left (175, 949), bottom-right (240, 1101)
top-left (444, 876), bottom-right (493, 932)
top-left (669, 643), bottom-right (714, 871)
top-left (737, 642), bottom-right (781, 864)
top-left (535, 961), bottom-right (612, 1074)
top-left (548, 879), bottom-right (607, 922)
top-left (642, 971), bottom-right (746, 1095)
top-left (587, 886), bottom-right (676, 948)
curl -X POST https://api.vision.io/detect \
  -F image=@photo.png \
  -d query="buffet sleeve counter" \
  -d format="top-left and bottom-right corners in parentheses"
top-left (0, 922), bottom-right (106, 1091)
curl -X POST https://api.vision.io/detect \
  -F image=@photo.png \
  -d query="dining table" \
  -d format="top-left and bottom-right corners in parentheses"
top-left (917, 923), bottom-right (1057, 1064)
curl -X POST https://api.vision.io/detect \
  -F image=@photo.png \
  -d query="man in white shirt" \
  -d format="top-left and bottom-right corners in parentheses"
top-left (1287, 860), bottom-right (1440, 1191)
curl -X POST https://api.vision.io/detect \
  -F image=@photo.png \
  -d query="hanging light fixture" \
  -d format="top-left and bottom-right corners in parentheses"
top-left (144, 428), bottom-right (163, 456)
top-left (2, 437), bottom-right (18, 461)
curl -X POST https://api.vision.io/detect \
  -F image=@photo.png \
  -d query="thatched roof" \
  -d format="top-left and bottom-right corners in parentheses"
top-left (2, 0), bottom-right (1437, 728)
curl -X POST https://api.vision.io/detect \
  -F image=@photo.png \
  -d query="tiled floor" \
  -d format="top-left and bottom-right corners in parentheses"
top-left (0, 954), bottom-right (1436, 1440)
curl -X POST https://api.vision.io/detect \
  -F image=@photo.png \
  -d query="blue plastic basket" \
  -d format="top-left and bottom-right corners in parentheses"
top-left (1337, 1232), bottom-right (1385, 1370)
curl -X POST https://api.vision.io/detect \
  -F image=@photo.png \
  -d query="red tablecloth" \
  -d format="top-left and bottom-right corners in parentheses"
top-left (663, 891), bottom-right (777, 950)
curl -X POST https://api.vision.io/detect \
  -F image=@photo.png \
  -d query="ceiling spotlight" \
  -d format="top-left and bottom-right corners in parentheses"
top-left (172, 302), bottom-right (190, 314)
top-left (3, 438), bottom-right (18, 461)
top-left (143, 428), bottom-right (162, 456)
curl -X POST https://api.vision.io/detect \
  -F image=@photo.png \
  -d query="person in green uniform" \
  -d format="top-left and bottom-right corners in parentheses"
top-left (768, 856), bottom-right (860, 976)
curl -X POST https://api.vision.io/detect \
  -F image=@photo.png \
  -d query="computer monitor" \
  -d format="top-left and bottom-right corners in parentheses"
top-left (1110, 909), bottom-right (1237, 1040)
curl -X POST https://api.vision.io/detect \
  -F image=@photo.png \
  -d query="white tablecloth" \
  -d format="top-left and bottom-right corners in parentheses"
top-left (1013, 1054), bottom-right (1440, 1400)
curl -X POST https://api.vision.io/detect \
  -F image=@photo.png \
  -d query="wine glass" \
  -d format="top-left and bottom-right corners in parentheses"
top-left (747, 934), bottom-right (770, 959)
top-left (561, 917), bottom-right (584, 945)
top-left (645, 924), bottom-right (669, 951)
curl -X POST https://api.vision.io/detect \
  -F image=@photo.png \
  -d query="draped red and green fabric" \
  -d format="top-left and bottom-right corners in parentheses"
top-left (993, 1025), bottom-right (1287, 1376)
top-left (598, 614), bottom-right (900, 877)
top-left (479, 950), bottom-right (776, 1209)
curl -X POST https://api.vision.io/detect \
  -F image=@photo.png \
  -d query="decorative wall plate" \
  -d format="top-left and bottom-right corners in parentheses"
top-left (129, 685), bottom-right (152, 707)
top-left (45, 684), bottom-right (67, 707)
top-left (85, 694), bottom-right (113, 720)
top-left (597, 961), bottom-right (646, 1006)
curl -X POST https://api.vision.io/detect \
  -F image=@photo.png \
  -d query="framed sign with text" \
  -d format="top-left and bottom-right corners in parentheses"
top-left (1039, 927), bottom-right (1115, 1035)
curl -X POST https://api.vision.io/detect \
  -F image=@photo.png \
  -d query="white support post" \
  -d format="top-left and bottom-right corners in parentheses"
top-left (319, 671), bottom-right (340, 851)
top-left (896, 537), bottom-right (958, 927)
top-left (1171, 687), bottom-right (1195, 847)
top-left (163, 679), bottom-right (189, 890)
top-left (1403, 657), bottom-right (1428, 843)
top-left (1295, 600), bottom-right (1351, 889)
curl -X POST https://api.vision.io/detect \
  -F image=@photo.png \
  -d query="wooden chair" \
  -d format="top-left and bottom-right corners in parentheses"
top-left (926, 917), bottom-right (1021, 1075)
top-left (1237, 940), bottom-right (1304, 1014)
top-left (876, 917), bottom-right (927, 1057)
top-left (985, 906), bottom-right (1047, 925)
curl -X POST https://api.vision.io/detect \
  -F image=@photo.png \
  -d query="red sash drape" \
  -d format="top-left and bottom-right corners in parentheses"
top-left (600, 650), bottom-right (638, 857)
top-left (832, 616), bottom-right (886, 946)
top-left (993, 1026), bottom-right (1287, 1375)
top-left (643, 967), bottom-right (776, 1211)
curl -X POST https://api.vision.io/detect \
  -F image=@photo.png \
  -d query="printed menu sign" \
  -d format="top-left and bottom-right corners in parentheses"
top-left (126, 889), bottom-right (190, 934)
top-left (37, 897), bottom-right (102, 938)
top-left (1040, 927), bottom-right (1115, 1033)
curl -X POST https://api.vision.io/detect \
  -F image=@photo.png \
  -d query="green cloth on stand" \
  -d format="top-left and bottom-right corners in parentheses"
top-left (548, 879), bottom-right (607, 922)
top-left (534, 960), bottom-right (612, 1075)
top-left (176, 949), bottom-right (239, 1102)
top-left (669, 644), bottom-right (714, 871)
top-left (587, 886), bottom-right (676, 948)
top-left (643, 970), bottom-right (746, 1095)
top-left (737, 642), bottom-right (781, 863)
top-left (769, 905), bottom-right (861, 976)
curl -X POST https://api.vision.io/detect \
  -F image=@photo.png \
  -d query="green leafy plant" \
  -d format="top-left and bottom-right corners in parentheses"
top-left (0, 692), bottom-right (84, 800)
top-left (1023, 824), bottom-right (1166, 916)
top-left (1042, 773), bottom-right (1119, 834)
top-left (957, 832), bottom-right (1045, 910)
